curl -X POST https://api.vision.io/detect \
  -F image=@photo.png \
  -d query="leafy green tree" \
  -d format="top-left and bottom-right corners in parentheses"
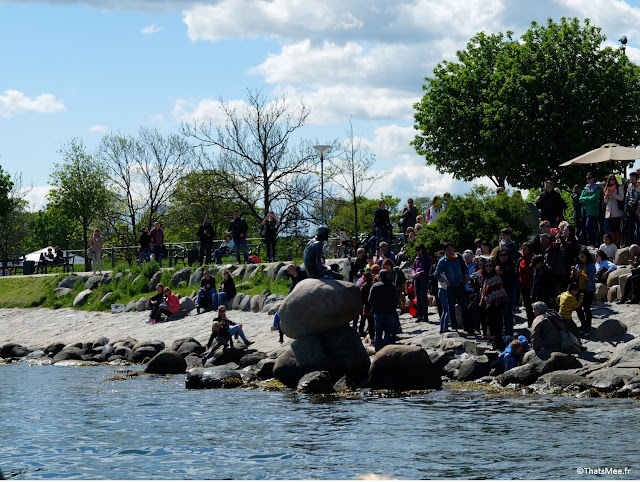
top-left (26, 204), bottom-right (80, 252)
top-left (0, 168), bottom-right (31, 257)
top-left (325, 195), bottom-right (401, 237)
top-left (413, 18), bottom-right (640, 190)
top-left (415, 187), bottom-right (532, 255)
top-left (49, 139), bottom-right (112, 269)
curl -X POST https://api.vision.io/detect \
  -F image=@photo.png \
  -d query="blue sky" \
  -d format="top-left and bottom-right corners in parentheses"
top-left (2, 0), bottom-right (640, 211)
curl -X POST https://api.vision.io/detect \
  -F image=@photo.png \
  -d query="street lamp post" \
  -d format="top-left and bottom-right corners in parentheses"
top-left (314, 145), bottom-right (330, 225)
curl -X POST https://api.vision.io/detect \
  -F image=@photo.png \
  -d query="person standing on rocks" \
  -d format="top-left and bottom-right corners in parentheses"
top-left (149, 221), bottom-right (165, 267)
top-left (228, 211), bottom-right (249, 264)
top-left (622, 172), bottom-right (640, 247)
top-left (399, 198), bottom-right (418, 233)
top-left (368, 269), bottom-right (398, 351)
top-left (411, 243), bottom-right (432, 323)
top-left (261, 211), bottom-right (281, 262)
top-left (139, 227), bottom-right (151, 266)
top-left (480, 258), bottom-right (509, 350)
top-left (434, 242), bottom-right (470, 334)
top-left (536, 180), bottom-right (566, 229)
top-left (88, 228), bottom-right (103, 274)
top-left (197, 217), bottom-right (215, 265)
top-left (616, 244), bottom-right (640, 304)
top-left (373, 199), bottom-right (392, 248)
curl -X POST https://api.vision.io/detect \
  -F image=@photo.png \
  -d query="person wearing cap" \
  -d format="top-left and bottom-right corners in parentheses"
top-left (536, 180), bottom-right (566, 229)
top-left (88, 228), bottom-right (103, 274)
top-left (579, 172), bottom-right (603, 247)
top-left (399, 198), bottom-right (418, 233)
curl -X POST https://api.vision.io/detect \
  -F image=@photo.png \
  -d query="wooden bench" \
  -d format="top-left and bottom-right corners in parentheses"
top-left (34, 253), bottom-right (76, 274)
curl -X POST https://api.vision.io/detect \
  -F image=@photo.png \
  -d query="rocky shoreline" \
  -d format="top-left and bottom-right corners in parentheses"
top-left (1, 297), bottom-right (639, 398)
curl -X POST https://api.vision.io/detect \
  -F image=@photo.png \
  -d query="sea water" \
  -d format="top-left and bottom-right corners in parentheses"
top-left (1, 363), bottom-right (638, 479)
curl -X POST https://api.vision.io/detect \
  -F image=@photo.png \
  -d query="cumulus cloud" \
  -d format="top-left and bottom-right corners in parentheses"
top-left (0, 90), bottom-right (65, 118)
top-left (171, 97), bottom-right (250, 124)
top-left (19, 185), bottom-right (52, 212)
top-left (89, 125), bottom-right (108, 133)
top-left (141, 23), bottom-right (163, 34)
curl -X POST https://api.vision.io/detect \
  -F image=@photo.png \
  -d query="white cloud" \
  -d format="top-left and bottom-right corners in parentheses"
top-left (19, 185), bottom-right (52, 212)
top-left (141, 23), bottom-right (162, 34)
top-left (89, 125), bottom-right (108, 133)
top-left (171, 97), bottom-right (250, 124)
top-left (0, 90), bottom-right (65, 118)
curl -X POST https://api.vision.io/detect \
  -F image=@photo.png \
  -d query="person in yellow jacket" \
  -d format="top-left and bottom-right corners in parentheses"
top-left (555, 282), bottom-right (583, 340)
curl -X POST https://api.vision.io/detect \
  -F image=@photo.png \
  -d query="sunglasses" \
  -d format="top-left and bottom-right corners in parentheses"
top-left (486, 264), bottom-right (494, 267)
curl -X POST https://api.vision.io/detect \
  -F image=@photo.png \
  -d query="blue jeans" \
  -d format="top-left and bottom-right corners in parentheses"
top-left (152, 246), bottom-right (165, 267)
top-left (586, 215), bottom-right (598, 246)
top-left (438, 288), bottom-right (450, 332)
top-left (375, 227), bottom-right (390, 250)
top-left (447, 285), bottom-right (468, 331)
top-left (234, 238), bottom-right (249, 263)
top-left (213, 292), bottom-right (229, 310)
top-left (139, 248), bottom-right (150, 265)
top-left (228, 325), bottom-right (249, 344)
top-left (374, 312), bottom-right (395, 351)
top-left (414, 278), bottom-right (429, 319)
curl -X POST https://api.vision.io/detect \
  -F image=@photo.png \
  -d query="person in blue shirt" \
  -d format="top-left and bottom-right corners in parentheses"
top-left (434, 241), bottom-right (471, 334)
top-left (572, 248), bottom-right (596, 336)
top-left (499, 336), bottom-right (529, 371)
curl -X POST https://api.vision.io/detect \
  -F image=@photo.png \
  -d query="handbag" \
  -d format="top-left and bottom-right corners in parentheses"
top-left (159, 301), bottom-right (169, 310)
top-left (260, 225), bottom-right (267, 237)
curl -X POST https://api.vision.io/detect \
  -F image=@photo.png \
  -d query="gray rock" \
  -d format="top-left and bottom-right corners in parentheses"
top-left (92, 337), bottom-right (110, 349)
top-left (595, 283), bottom-right (609, 302)
top-left (145, 349), bottom-right (187, 375)
top-left (114, 272), bottom-right (124, 284)
top-left (180, 296), bottom-right (196, 313)
top-left (369, 345), bottom-right (442, 390)
top-left (606, 267), bottom-right (632, 287)
top-left (132, 340), bottom-right (165, 352)
top-left (322, 326), bottom-right (371, 382)
top-left (73, 289), bottom-right (93, 307)
top-left (456, 356), bottom-right (491, 381)
top-left (125, 300), bottom-right (136, 312)
top-left (243, 264), bottom-right (259, 281)
top-left (589, 370), bottom-right (627, 393)
top-left (148, 271), bottom-right (162, 291)
top-left (132, 346), bottom-right (160, 363)
top-left (607, 338), bottom-right (640, 367)
top-left (135, 297), bottom-right (148, 312)
top-left (171, 267), bottom-right (192, 288)
top-left (607, 285), bottom-right (620, 302)
top-left (100, 344), bottom-right (114, 360)
top-left (279, 278), bottom-right (360, 339)
top-left (538, 371), bottom-right (588, 389)
top-left (297, 371), bottom-right (335, 394)
top-left (54, 287), bottom-right (73, 297)
top-left (267, 305), bottom-right (280, 316)
top-left (500, 352), bottom-right (582, 386)
top-left (439, 337), bottom-right (467, 354)
top-left (619, 274), bottom-right (631, 296)
top-left (85, 274), bottom-right (103, 290)
top-left (595, 319), bottom-right (627, 341)
top-left (266, 262), bottom-right (286, 281)
top-left (113, 346), bottom-right (133, 360)
top-left (239, 352), bottom-right (267, 369)
top-left (232, 293), bottom-right (245, 310)
top-left (102, 272), bottom-right (113, 285)
top-left (206, 346), bottom-right (248, 366)
top-left (52, 347), bottom-right (85, 362)
top-left (614, 247), bottom-right (631, 266)
top-left (277, 265), bottom-right (289, 279)
top-left (43, 342), bottom-right (66, 356)
top-left (0, 343), bottom-right (30, 358)
top-left (257, 289), bottom-right (270, 311)
top-left (256, 358), bottom-right (276, 379)
top-left (113, 337), bottom-right (138, 349)
top-left (171, 337), bottom-right (199, 352)
top-left (132, 274), bottom-right (142, 286)
top-left (58, 275), bottom-right (81, 289)
top-left (273, 335), bottom-right (330, 387)
top-left (190, 266), bottom-right (204, 286)
top-left (176, 341), bottom-right (205, 357)
top-left (100, 292), bottom-right (114, 304)
top-left (232, 266), bottom-right (245, 279)
top-left (239, 295), bottom-right (252, 312)
top-left (186, 366), bottom-right (243, 389)
top-left (250, 295), bottom-right (261, 312)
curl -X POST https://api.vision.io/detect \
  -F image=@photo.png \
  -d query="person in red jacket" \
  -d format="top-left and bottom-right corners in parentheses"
top-left (517, 242), bottom-right (535, 327)
top-left (150, 287), bottom-right (180, 324)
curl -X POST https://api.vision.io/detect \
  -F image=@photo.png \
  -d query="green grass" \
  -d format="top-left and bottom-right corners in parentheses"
top-left (0, 261), bottom-right (289, 311)
top-left (0, 277), bottom-right (52, 307)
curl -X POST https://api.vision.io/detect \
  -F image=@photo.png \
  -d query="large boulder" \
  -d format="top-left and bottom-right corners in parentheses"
top-left (132, 345), bottom-right (160, 363)
top-left (619, 274), bottom-right (631, 297)
top-left (588, 368), bottom-right (631, 393)
top-left (85, 274), bottom-right (103, 290)
top-left (614, 247), bottom-right (631, 266)
top-left (186, 366), bottom-right (244, 389)
top-left (595, 319), bottom-right (627, 341)
top-left (322, 326), bottom-right (371, 382)
top-left (606, 267), bottom-right (632, 287)
top-left (145, 349), bottom-right (187, 375)
top-left (250, 295), bottom-right (261, 312)
top-left (607, 285), bottom-right (620, 302)
top-left (256, 358), bottom-right (276, 379)
top-left (135, 297), bottom-right (148, 312)
top-left (171, 267), bottom-right (192, 288)
top-left (54, 287), bottom-right (72, 297)
top-left (232, 294), bottom-right (245, 310)
top-left (73, 289), bottom-right (93, 307)
top-left (277, 265), bottom-right (289, 279)
top-left (239, 296), bottom-right (252, 312)
top-left (0, 343), bottom-right (30, 358)
top-left (272, 336), bottom-right (330, 387)
top-left (239, 352), bottom-right (267, 369)
top-left (58, 275), bottom-right (81, 289)
top-left (180, 296), bottom-right (196, 313)
top-left (267, 262), bottom-right (286, 281)
top-left (232, 266), bottom-right (245, 279)
top-left (456, 356), bottom-right (491, 381)
top-left (43, 341), bottom-right (66, 356)
top-left (190, 266), bottom-right (204, 286)
top-left (369, 345), bottom-right (442, 390)
top-left (500, 352), bottom-right (582, 386)
top-left (148, 271), bottom-right (162, 291)
top-left (297, 371), bottom-right (335, 394)
top-left (278, 278), bottom-right (360, 339)
top-left (595, 283), bottom-right (609, 302)
top-left (176, 341), bottom-right (205, 357)
top-left (100, 292), bottom-right (114, 304)
top-left (607, 338), bottom-right (640, 367)
top-left (243, 264), bottom-right (260, 281)
top-left (52, 347), bottom-right (85, 363)
top-left (132, 340), bottom-right (165, 352)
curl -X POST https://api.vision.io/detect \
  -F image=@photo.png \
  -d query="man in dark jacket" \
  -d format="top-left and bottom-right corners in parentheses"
top-left (531, 255), bottom-right (557, 307)
top-left (197, 217), bottom-right (215, 264)
top-left (536, 180), bottom-right (567, 229)
top-left (374, 199), bottom-right (392, 248)
top-left (368, 269), bottom-right (398, 351)
top-left (228, 211), bottom-right (249, 264)
top-left (286, 264), bottom-right (308, 293)
top-left (399, 198), bottom-right (418, 232)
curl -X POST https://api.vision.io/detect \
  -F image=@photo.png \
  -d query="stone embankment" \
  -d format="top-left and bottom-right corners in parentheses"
top-left (1, 250), bottom-right (639, 398)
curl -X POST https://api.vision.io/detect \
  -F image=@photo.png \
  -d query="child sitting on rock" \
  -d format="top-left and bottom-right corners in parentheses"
top-left (555, 282), bottom-right (583, 341)
top-left (202, 306), bottom-right (253, 365)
